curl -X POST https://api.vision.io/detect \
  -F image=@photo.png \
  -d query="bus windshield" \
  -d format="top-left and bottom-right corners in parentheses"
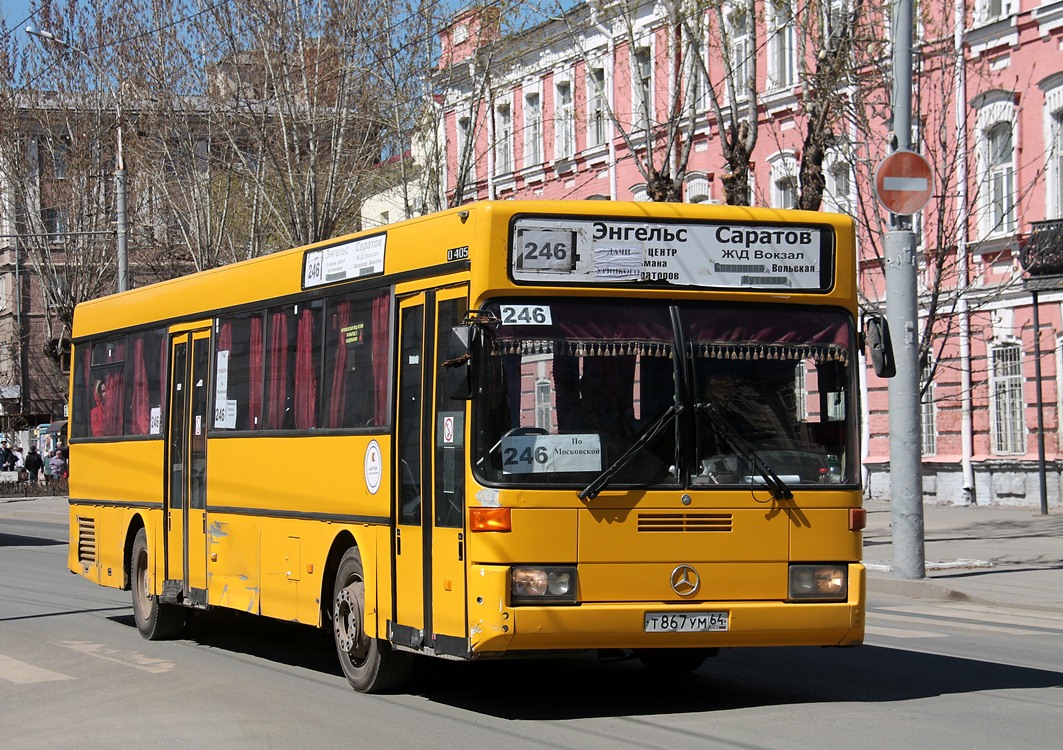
top-left (473, 298), bottom-right (856, 491)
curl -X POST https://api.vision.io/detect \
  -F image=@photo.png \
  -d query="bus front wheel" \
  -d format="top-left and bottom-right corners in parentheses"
top-left (332, 548), bottom-right (412, 693)
top-left (130, 528), bottom-right (183, 640)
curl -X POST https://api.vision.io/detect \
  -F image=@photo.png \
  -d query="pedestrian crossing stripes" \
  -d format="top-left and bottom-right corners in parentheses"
top-left (0, 642), bottom-right (174, 685)
top-left (0, 653), bottom-right (73, 684)
top-left (867, 601), bottom-right (1063, 641)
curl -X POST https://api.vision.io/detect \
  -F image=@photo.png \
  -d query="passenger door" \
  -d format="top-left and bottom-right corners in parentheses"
top-left (165, 326), bottom-right (211, 605)
top-left (392, 287), bottom-right (469, 656)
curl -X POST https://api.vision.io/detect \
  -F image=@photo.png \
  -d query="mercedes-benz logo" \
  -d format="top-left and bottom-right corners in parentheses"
top-left (670, 564), bottom-right (700, 597)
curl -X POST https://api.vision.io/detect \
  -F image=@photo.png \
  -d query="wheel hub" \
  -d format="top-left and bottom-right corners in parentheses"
top-left (335, 581), bottom-right (366, 656)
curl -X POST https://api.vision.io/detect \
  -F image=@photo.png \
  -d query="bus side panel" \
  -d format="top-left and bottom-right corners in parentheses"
top-left (206, 512), bottom-right (261, 614)
top-left (206, 435), bottom-right (393, 625)
top-left (68, 503), bottom-right (164, 591)
top-left (206, 436), bottom-right (391, 519)
top-left (69, 441), bottom-right (165, 506)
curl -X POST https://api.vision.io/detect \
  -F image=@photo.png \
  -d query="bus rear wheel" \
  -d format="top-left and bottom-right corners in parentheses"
top-left (130, 528), bottom-right (183, 640)
top-left (332, 548), bottom-right (412, 693)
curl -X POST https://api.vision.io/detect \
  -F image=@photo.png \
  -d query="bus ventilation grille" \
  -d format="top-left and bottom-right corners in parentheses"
top-left (77, 516), bottom-right (97, 564)
top-left (637, 513), bottom-right (733, 533)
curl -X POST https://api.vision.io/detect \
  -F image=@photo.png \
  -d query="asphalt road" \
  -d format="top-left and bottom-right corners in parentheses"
top-left (2, 514), bottom-right (1062, 750)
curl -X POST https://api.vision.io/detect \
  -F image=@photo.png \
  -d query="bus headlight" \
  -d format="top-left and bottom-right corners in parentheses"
top-left (788, 564), bottom-right (848, 601)
top-left (510, 566), bottom-right (578, 605)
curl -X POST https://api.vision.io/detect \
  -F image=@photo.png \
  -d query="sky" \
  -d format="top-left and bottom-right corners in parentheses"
top-left (2, 1), bottom-right (37, 34)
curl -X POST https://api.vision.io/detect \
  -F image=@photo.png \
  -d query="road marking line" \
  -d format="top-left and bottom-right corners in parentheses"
top-left (872, 611), bottom-right (1050, 636)
top-left (865, 625), bottom-right (946, 639)
top-left (0, 653), bottom-right (74, 684)
top-left (58, 641), bottom-right (174, 674)
top-left (880, 603), bottom-right (1063, 632)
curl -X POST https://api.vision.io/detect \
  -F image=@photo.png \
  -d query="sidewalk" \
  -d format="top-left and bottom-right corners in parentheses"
top-left (864, 498), bottom-right (1063, 612)
top-left (3, 494), bottom-right (1062, 612)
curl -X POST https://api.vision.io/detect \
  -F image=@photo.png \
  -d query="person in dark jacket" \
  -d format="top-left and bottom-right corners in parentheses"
top-left (24, 446), bottom-right (45, 482)
top-left (0, 440), bottom-right (14, 471)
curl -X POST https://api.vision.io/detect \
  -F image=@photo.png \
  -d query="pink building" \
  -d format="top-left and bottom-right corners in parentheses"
top-left (433, 1), bottom-right (1063, 507)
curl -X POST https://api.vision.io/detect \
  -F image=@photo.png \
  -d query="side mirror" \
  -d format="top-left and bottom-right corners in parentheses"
top-left (864, 315), bottom-right (896, 378)
top-left (443, 325), bottom-right (481, 400)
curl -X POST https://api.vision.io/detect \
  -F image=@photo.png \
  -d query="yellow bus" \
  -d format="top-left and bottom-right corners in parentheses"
top-left (68, 200), bottom-right (886, 693)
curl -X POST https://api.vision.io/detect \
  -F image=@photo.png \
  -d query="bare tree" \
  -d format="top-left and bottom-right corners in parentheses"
top-left (0, 2), bottom-right (127, 350)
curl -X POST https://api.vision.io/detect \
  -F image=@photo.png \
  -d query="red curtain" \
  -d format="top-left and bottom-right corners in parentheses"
top-left (249, 316), bottom-right (263, 429)
top-left (103, 370), bottom-right (124, 435)
top-left (89, 340), bottom-right (127, 436)
top-left (372, 295), bottom-right (389, 427)
top-left (294, 308), bottom-right (317, 429)
top-left (328, 301), bottom-right (352, 427)
top-left (129, 337), bottom-right (150, 434)
top-left (266, 311), bottom-right (289, 429)
top-left (218, 322), bottom-right (232, 354)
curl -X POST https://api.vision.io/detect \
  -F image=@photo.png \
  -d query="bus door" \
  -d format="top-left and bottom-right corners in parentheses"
top-left (393, 288), bottom-right (470, 657)
top-left (165, 326), bottom-right (211, 606)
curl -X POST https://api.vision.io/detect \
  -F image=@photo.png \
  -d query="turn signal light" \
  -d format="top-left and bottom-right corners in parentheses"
top-left (849, 508), bottom-right (867, 531)
top-left (470, 507), bottom-right (511, 532)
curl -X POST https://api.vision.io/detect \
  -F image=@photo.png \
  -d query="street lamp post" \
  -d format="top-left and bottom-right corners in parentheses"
top-left (25, 23), bottom-right (128, 293)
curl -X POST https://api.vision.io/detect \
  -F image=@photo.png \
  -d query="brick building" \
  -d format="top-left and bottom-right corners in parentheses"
top-left (428, 1), bottom-right (1063, 507)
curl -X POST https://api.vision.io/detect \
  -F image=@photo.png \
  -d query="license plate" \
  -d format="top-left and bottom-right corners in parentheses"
top-left (644, 611), bottom-right (729, 633)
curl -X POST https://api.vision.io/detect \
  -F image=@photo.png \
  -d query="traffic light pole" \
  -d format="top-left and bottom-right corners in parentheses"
top-left (887, 0), bottom-right (926, 579)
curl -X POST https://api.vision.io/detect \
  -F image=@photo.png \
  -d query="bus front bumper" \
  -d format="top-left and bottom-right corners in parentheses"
top-left (467, 563), bottom-right (865, 654)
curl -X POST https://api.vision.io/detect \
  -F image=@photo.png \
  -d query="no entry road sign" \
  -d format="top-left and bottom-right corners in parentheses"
top-left (874, 150), bottom-right (934, 215)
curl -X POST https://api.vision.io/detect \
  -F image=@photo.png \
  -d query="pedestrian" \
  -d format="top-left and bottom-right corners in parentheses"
top-left (49, 449), bottom-right (66, 483)
top-left (0, 440), bottom-right (14, 471)
top-left (24, 446), bottom-right (44, 483)
top-left (13, 447), bottom-right (24, 470)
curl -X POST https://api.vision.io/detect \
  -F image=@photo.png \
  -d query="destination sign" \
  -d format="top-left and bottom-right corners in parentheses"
top-left (303, 233), bottom-right (386, 289)
top-left (510, 217), bottom-right (833, 291)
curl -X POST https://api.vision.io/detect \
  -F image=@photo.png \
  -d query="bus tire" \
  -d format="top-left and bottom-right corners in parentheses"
top-left (636, 648), bottom-right (715, 674)
top-left (130, 528), bottom-right (183, 640)
top-left (333, 548), bottom-right (412, 693)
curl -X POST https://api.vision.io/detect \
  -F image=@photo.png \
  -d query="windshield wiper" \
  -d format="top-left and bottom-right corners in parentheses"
top-left (579, 404), bottom-right (679, 502)
top-left (695, 402), bottom-right (793, 501)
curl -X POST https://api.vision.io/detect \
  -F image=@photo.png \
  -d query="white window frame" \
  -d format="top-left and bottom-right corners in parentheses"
top-left (456, 112), bottom-right (475, 183)
top-left (685, 173), bottom-right (711, 203)
top-left (990, 342), bottom-right (1025, 455)
top-left (555, 78), bottom-right (575, 160)
top-left (494, 101), bottom-right (513, 175)
top-left (535, 379), bottom-right (553, 430)
top-left (1042, 76), bottom-right (1063, 219)
top-left (825, 152), bottom-right (854, 215)
top-left (921, 359), bottom-right (937, 456)
top-left (986, 122), bottom-right (1017, 236)
top-left (769, 152), bottom-right (799, 209)
top-left (767, 0), bottom-right (795, 90)
top-left (975, 0), bottom-right (1016, 26)
top-left (632, 46), bottom-right (654, 131)
top-left (524, 89), bottom-right (542, 167)
top-left (727, 7), bottom-right (752, 102)
top-left (975, 94), bottom-right (1018, 239)
top-left (587, 67), bottom-right (608, 148)
top-left (1053, 110), bottom-right (1063, 219)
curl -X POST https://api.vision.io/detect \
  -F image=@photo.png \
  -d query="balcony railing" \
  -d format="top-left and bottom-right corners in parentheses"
top-left (1020, 219), bottom-right (1063, 287)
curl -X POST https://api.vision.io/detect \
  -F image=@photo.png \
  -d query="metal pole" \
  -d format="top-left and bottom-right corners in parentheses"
top-left (26, 23), bottom-right (128, 293)
top-left (1031, 291), bottom-right (1049, 515)
top-left (954, 0), bottom-right (975, 504)
top-left (888, 0), bottom-right (926, 578)
top-left (115, 120), bottom-right (128, 292)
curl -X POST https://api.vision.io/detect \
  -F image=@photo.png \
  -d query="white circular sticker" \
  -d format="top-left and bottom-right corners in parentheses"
top-left (364, 440), bottom-right (382, 494)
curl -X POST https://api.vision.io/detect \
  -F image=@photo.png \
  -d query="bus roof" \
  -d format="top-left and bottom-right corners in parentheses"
top-left (72, 200), bottom-right (854, 339)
